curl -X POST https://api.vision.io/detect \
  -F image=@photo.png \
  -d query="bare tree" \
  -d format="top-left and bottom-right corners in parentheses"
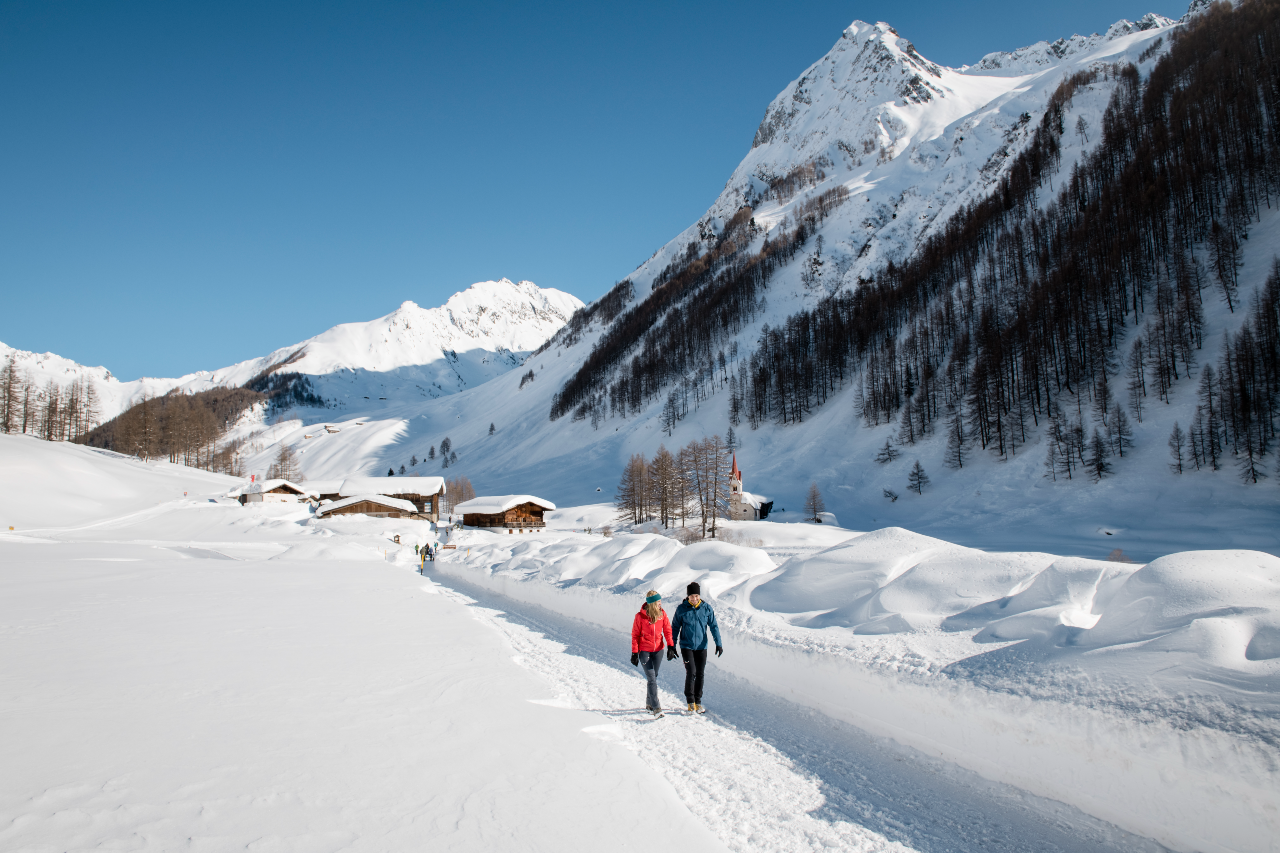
top-left (268, 442), bottom-right (302, 482)
top-left (445, 476), bottom-right (476, 514)
top-left (804, 482), bottom-right (825, 522)
top-left (648, 445), bottom-right (679, 528)
top-left (615, 453), bottom-right (649, 525)
top-left (874, 438), bottom-right (900, 464)
top-left (1168, 421), bottom-right (1186, 474)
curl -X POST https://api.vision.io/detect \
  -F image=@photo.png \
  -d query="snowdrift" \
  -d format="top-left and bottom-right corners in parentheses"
top-left (0, 434), bottom-right (240, 530)
top-left (431, 519), bottom-right (1280, 853)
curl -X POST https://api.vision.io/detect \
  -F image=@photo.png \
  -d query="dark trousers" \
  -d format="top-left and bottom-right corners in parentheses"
top-left (638, 650), bottom-right (663, 710)
top-left (681, 648), bottom-right (708, 703)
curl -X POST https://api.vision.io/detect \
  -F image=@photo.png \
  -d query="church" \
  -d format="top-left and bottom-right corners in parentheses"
top-left (728, 455), bottom-right (773, 520)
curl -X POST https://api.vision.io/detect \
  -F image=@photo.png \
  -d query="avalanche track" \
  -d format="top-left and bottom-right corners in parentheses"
top-left (423, 567), bottom-right (1168, 853)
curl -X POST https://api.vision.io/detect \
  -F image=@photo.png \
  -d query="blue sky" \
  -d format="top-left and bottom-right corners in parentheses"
top-left (1, 0), bottom-right (1186, 380)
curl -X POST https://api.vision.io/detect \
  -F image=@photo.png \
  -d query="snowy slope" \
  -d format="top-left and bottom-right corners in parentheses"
top-left (1, 278), bottom-right (581, 423)
top-left (3, 437), bottom-right (1273, 851)
top-left (223, 5), bottom-right (1280, 563)
top-left (168, 278), bottom-right (582, 406)
top-left (0, 341), bottom-right (202, 424)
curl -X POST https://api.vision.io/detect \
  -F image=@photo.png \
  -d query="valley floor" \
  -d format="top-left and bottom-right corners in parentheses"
top-left (1, 437), bottom-right (1275, 852)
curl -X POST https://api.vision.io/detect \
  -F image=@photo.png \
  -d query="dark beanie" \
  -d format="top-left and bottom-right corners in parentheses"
top-left (687, 581), bottom-right (701, 596)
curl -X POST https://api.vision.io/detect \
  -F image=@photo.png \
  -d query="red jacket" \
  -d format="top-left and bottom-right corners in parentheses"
top-left (631, 608), bottom-right (673, 653)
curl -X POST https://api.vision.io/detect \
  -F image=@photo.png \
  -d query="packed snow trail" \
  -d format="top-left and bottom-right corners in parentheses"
top-left (423, 568), bottom-right (1169, 853)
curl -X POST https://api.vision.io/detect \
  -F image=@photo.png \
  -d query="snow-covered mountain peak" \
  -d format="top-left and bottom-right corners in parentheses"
top-left (189, 278), bottom-right (583, 396)
top-left (967, 12), bottom-right (1175, 76)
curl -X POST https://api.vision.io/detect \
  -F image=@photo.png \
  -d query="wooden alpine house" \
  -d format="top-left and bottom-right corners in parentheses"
top-left (453, 495), bottom-right (555, 531)
top-left (315, 495), bottom-right (419, 519)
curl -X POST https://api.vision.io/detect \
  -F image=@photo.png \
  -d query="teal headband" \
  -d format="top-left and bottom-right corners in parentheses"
top-left (645, 592), bottom-right (661, 603)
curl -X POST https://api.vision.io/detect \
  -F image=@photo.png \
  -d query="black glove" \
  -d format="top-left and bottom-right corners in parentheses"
top-left (715, 646), bottom-right (723, 657)
top-left (666, 646), bottom-right (678, 661)
top-left (630, 653), bottom-right (639, 666)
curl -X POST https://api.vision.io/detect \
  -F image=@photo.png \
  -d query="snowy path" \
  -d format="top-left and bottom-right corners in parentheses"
top-left (425, 567), bottom-right (1169, 853)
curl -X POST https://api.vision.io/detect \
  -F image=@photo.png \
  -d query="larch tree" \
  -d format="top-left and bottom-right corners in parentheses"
top-left (907, 460), bottom-right (930, 495)
top-left (804, 483), bottom-right (825, 522)
top-left (1168, 422), bottom-right (1186, 474)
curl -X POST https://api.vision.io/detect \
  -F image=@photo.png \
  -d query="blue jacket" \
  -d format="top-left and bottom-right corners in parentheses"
top-left (672, 598), bottom-right (722, 651)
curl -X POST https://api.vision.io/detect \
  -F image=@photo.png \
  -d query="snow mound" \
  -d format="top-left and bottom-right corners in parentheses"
top-left (654, 540), bottom-right (778, 600)
top-left (1075, 550), bottom-right (1280, 669)
top-left (943, 557), bottom-right (1137, 642)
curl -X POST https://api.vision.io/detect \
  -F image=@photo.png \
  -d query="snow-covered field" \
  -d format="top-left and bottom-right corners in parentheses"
top-left (3, 435), bottom-right (1277, 852)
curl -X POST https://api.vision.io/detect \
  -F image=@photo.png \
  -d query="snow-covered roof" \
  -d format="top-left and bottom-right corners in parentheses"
top-left (315, 494), bottom-right (419, 517)
top-left (741, 491), bottom-right (769, 510)
top-left (238, 479), bottom-right (318, 498)
top-left (453, 495), bottom-right (556, 515)
top-left (306, 479), bottom-right (345, 495)
top-left (339, 476), bottom-right (445, 498)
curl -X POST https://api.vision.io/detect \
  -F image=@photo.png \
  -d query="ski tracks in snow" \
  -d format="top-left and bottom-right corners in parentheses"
top-left (426, 578), bottom-right (910, 853)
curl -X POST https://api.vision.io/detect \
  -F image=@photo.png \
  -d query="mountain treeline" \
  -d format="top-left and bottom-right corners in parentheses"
top-left (550, 185), bottom-right (849, 422)
top-left (77, 387), bottom-right (264, 472)
top-left (1, 357), bottom-right (101, 441)
top-left (723, 0), bottom-right (1280, 484)
top-left (576, 0), bottom-right (1279, 485)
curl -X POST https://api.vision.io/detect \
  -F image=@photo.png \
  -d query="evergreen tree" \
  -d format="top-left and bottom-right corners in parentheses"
top-left (387, 467), bottom-right (395, 477)
top-left (399, 465), bottom-right (406, 475)
top-left (907, 460), bottom-right (930, 495)
top-left (488, 423), bottom-right (496, 435)
top-left (428, 446), bottom-right (435, 460)
top-left (410, 455), bottom-right (418, 466)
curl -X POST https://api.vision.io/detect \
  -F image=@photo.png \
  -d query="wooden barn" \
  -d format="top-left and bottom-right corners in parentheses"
top-left (315, 495), bottom-right (419, 519)
top-left (237, 479), bottom-right (318, 505)
top-left (453, 495), bottom-right (555, 530)
top-left (310, 476), bottom-right (446, 522)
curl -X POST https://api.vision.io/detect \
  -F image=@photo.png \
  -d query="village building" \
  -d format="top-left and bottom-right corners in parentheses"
top-left (307, 476), bottom-right (446, 522)
top-left (453, 495), bottom-right (555, 530)
top-left (237, 479), bottom-right (318, 505)
top-left (728, 455), bottom-right (773, 520)
top-left (315, 495), bottom-right (418, 519)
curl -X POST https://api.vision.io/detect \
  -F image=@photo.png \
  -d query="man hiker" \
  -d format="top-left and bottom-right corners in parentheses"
top-left (671, 581), bottom-right (722, 714)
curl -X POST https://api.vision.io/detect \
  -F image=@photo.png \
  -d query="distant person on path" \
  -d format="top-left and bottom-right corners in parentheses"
top-left (630, 589), bottom-right (674, 717)
top-left (671, 582), bottom-right (722, 715)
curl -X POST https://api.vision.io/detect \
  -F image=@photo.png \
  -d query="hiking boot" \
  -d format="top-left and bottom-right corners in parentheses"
top-left (694, 703), bottom-right (706, 714)
top-left (687, 702), bottom-right (697, 714)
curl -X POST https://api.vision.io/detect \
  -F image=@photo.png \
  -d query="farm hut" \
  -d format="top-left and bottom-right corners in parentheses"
top-left (236, 479), bottom-right (318, 505)
top-left (453, 495), bottom-right (555, 530)
top-left (338, 476), bottom-right (446, 522)
top-left (315, 495), bottom-right (417, 519)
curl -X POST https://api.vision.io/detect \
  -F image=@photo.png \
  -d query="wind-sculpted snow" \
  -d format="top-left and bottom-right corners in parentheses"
top-left (433, 517), bottom-right (1280, 850)
top-left (4, 437), bottom-right (1278, 850)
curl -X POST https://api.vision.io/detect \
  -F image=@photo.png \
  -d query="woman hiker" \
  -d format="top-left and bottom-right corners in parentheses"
top-left (671, 582), bottom-right (722, 715)
top-left (630, 589), bottom-right (676, 717)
